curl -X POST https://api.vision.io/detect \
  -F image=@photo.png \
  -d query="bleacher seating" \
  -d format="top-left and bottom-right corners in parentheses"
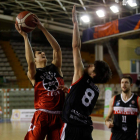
top-left (1, 42), bottom-right (139, 94)
top-left (0, 41), bottom-right (140, 117)
top-left (10, 41), bottom-right (88, 83)
top-left (6, 41), bottom-right (140, 95)
top-left (0, 46), bottom-right (16, 82)
top-left (1, 83), bottom-right (139, 119)
top-left (9, 90), bottom-right (34, 111)
top-left (0, 88), bottom-right (34, 119)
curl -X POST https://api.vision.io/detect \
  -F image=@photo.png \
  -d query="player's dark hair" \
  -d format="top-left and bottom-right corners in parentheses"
top-left (121, 75), bottom-right (133, 84)
top-left (32, 47), bottom-right (42, 58)
top-left (93, 60), bottom-right (112, 83)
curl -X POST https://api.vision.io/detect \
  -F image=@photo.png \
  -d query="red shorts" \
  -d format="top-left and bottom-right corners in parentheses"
top-left (24, 110), bottom-right (64, 140)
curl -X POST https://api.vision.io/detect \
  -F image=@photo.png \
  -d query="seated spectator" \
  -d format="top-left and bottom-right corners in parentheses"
top-left (136, 75), bottom-right (140, 92)
top-left (3, 76), bottom-right (7, 83)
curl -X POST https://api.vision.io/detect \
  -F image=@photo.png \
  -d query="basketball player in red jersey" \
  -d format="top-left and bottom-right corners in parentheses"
top-left (15, 15), bottom-right (65, 140)
top-left (105, 75), bottom-right (140, 140)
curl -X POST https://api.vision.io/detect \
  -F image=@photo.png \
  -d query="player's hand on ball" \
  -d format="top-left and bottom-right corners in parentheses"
top-left (32, 15), bottom-right (43, 29)
top-left (15, 24), bottom-right (27, 38)
top-left (106, 121), bottom-right (114, 128)
top-left (58, 85), bottom-right (69, 93)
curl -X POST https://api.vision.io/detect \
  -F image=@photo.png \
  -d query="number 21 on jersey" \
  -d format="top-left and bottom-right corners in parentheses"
top-left (82, 88), bottom-right (95, 107)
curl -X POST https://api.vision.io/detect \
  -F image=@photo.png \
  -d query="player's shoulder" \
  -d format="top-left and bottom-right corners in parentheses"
top-left (131, 93), bottom-right (139, 102)
top-left (113, 93), bottom-right (121, 99)
top-left (111, 96), bottom-right (116, 102)
top-left (110, 95), bottom-right (118, 106)
top-left (133, 93), bottom-right (139, 97)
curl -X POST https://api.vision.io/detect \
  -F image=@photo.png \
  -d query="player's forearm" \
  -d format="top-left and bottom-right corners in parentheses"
top-left (24, 36), bottom-right (35, 64)
top-left (72, 22), bottom-right (81, 49)
top-left (40, 26), bottom-right (61, 52)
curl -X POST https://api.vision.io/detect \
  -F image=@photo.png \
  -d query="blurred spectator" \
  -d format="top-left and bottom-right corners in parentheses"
top-left (0, 75), bottom-right (3, 83)
top-left (0, 75), bottom-right (4, 87)
top-left (3, 76), bottom-right (7, 83)
top-left (136, 75), bottom-right (140, 92)
top-left (0, 106), bottom-right (2, 121)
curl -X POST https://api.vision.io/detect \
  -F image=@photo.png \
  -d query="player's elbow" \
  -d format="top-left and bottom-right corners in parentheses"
top-left (72, 43), bottom-right (80, 49)
top-left (54, 48), bottom-right (61, 54)
top-left (28, 62), bottom-right (36, 71)
top-left (28, 60), bottom-right (35, 66)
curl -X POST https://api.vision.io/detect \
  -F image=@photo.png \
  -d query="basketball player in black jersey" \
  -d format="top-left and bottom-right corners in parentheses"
top-left (60, 6), bottom-right (112, 140)
top-left (105, 75), bottom-right (140, 140)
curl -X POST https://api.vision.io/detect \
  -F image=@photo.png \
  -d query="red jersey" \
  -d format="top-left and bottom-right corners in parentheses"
top-left (34, 64), bottom-right (65, 111)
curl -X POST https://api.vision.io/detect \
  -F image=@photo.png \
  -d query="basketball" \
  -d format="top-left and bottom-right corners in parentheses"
top-left (16, 11), bottom-right (37, 33)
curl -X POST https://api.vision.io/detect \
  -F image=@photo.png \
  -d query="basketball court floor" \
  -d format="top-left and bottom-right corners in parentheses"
top-left (0, 116), bottom-right (111, 140)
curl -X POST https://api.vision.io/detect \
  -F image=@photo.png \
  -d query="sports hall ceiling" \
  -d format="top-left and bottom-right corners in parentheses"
top-left (0, 0), bottom-right (140, 33)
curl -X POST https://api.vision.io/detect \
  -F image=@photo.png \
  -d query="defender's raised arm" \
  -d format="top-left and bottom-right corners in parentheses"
top-left (72, 5), bottom-right (84, 84)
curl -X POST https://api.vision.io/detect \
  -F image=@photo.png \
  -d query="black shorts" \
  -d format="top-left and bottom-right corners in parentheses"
top-left (60, 123), bottom-right (93, 140)
top-left (110, 132), bottom-right (137, 140)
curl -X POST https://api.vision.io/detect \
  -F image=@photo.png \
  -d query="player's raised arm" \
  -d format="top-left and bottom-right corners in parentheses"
top-left (105, 96), bottom-right (115, 128)
top-left (33, 16), bottom-right (62, 71)
top-left (15, 24), bottom-right (36, 80)
top-left (72, 5), bottom-right (84, 83)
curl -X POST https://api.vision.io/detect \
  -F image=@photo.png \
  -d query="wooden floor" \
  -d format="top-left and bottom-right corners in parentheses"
top-left (0, 117), bottom-right (111, 140)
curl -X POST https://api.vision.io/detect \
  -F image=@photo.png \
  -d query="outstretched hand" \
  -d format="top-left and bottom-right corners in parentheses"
top-left (58, 85), bottom-right (69, 93)
top-left (32, 15), bottom-right (43, 30)
top-left (15, 24), bottom-right (27, 38)
top-left (72, 5), bottom-right (78, 24)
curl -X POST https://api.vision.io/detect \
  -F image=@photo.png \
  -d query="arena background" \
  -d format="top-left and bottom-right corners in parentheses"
top-left (0, 0), bottom-right (140, 140)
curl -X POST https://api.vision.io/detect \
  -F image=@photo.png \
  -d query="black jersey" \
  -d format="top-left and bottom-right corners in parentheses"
top-left (112, 93), bottom-right (139, 133)
top-left (62, 73), bottom-right (99, 126)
